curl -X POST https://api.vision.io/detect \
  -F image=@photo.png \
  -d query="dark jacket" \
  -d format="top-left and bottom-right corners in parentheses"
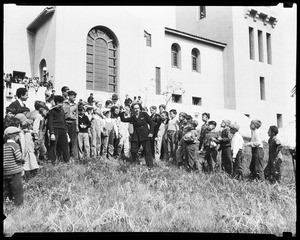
top-left (8, 100), bottom-right (25, 115)
top-left (119, 111), bottom-right (154, 142)
top-left (78, 114), bottom-right (91, 133)
top-left (48, 106), bottom-right (68, 134)
top-left (150, 113), bottom-right (162, 138)
top-left (218, 128), bottom-right (232, 149)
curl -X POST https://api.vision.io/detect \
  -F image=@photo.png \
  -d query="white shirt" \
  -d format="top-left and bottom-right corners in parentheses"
top-left (167, 117), bottom-right (179, 131)
top-left (231, 132), bottom-right (244, 158)
top-left (17, 99), bottom-right (25, 107)
top-left (248, 128), bottom-right (264, 148)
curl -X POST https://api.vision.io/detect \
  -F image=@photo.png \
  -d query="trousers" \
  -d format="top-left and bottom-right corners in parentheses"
top-left (131, 139), bottom-right (153, 168)
top-left (249, 147), bottom-right (264, 180)
top-left (3, 173), bottom-right (24, 206)
top-left (78, 132), bottom-right (90, 159)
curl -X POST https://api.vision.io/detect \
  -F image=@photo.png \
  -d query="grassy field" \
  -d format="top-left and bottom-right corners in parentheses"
top-left (3, 144), bottom-right (296, 236)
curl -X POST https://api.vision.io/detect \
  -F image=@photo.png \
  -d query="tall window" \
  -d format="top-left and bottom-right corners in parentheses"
top-left (155, 67), bottom-right (161, 95)
top-left (277, 114), bottom-right (283, 128)
top-left (191, 48), bottom-right (200, 72)
top-left (86, 26), bottom-right (118, 92)
top-left (249, 27), bottom-right (255, 60)
top-left (171, 43), bottom-right (181, 68)
top-left (258, 30), bottom-right (264, 62)
top-left (198, 6), bottom-right (206, 20)
top-left (266, 33), bottom-right (272, 64)
top-left (260, 77), bottom-right (265, 100)
top-left (144, 31), bottom-right (151, 47)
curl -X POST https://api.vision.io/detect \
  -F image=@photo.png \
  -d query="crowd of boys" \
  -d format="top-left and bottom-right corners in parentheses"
top-left (3, 86), bottom-right (284, 206)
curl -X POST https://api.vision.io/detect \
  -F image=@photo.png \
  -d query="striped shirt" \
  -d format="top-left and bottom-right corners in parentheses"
top-left (3, 140), bottom-right (23, 176)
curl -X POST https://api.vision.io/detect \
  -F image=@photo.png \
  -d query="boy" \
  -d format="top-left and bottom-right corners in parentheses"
top-left (48, 95), bottom-right (70, 164)
top-left (230, 123), bottom-right (245, 180)
top-left (4, 107), bottom-right (17, 129)
top-left (149, 106), bottom-right (162, 159)
top-left (3, 126), bottom-right (25, 206)
top-left (118, 105), bottom-right (131, 161)
top-left (198, 112), bottom-right (210, 151)
top-left (245, 120), bottom-right (264, 181)
top-left (264, 126), bottom-right (283, 183)
top-left (78, 107), bottom-right (91, 160)
top-left (91, 101), bottom-right (104, 158)
top-left (182, 120), bottom-right (199, 172)
top-left (101, 108), bottom-right (118, 160)
top-left (63, 90), bottom-right (79, 159)
top-left (176, 114), bottom-right (190, 166)
top-left (217, 119), bottom-right (233, 175)
top-left (166, 109), bottom-right (179, 163)
top-left (157, 111), bottom-right (169, 161)
top-left (202, 121), bottom-right (219, 173)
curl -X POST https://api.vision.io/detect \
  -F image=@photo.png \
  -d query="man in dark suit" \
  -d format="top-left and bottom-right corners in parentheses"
top-left (8, 88), bottom-right (29, 114)
top-left (119, 103), bottom-right (154, 169)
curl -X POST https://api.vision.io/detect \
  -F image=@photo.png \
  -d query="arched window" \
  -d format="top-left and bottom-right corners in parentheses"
top-left (171, 43), bottom-right (181, 69)
top-left (191, 48), bottom-right (200, 72)
top-left (86, 26), bottom-right (118, 92)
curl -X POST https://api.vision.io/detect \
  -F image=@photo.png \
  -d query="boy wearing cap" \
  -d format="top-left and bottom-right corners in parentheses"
top-left (77, 107), bottom-right (91, 160)
top-left (3, 126), bottom-right (25, 206)
top-left (63, 90), bottom-right (79, 159)
top-left (198, 112), bottom-right (210, 152)
top-left (48, 95), bottom-right (70, 164)
top-left (230, 123), bottom-right (245, 180)
top-left (245, 120), bottom-right (264, 181)
top-left (203, 121), bottom-right (219, 173)
top-left (217, 120), bottom-right (233, 175)
top-left (111, 93), bottom-right (122, 109)
top-left (264, 126), bottom-right (283, 184)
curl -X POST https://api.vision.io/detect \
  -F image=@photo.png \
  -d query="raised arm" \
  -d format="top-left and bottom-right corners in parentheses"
top-left (119, 111), bottom-right (132, 123)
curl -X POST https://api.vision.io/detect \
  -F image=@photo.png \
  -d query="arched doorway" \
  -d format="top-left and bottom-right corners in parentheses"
top-left (39, 59), bottom-right (47, 85)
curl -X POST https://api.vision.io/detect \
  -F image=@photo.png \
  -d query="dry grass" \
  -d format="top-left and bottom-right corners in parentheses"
top-left (3, 145), bottom-right (296, 236)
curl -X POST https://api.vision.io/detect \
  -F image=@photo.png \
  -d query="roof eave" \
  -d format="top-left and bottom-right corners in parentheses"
top-left (27, 6), bottom-right (56, 34)
top-left (165, 27), bottom-right (227, 48)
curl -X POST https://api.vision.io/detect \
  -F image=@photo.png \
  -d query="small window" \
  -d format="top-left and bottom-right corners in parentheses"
top-left (155, 67), bottom-right (161, 95)
top-left (245, 114), bottom-right (250, 118)
top-left (172, 94), bottom-right (182, 103)
top-left (266, 33), bottom-right (272, 64)
top-left (192, 97), bottom-right (202, 106)
top-left (249, 27), bottom-right (255, 60)
top-left (260, 77), bottom-right (265, 100)
top-left (191, 48), bottom-right (200, 72)
top-left (198, 6), bottom-right (206, 20)
top-left (144, 31), bottom-right (151, 47)
top-left (277, 114), bottom-right (283, 128)
top-left (171, 43), bottom-right (181, 68)
top-left (258, 30), bottom-right (264, 62)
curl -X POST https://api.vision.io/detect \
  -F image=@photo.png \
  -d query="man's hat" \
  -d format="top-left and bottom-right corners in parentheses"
top-left (4, 126), bottom-right (21, 136)
top-left (112, 93), bottom-right (118, 100)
